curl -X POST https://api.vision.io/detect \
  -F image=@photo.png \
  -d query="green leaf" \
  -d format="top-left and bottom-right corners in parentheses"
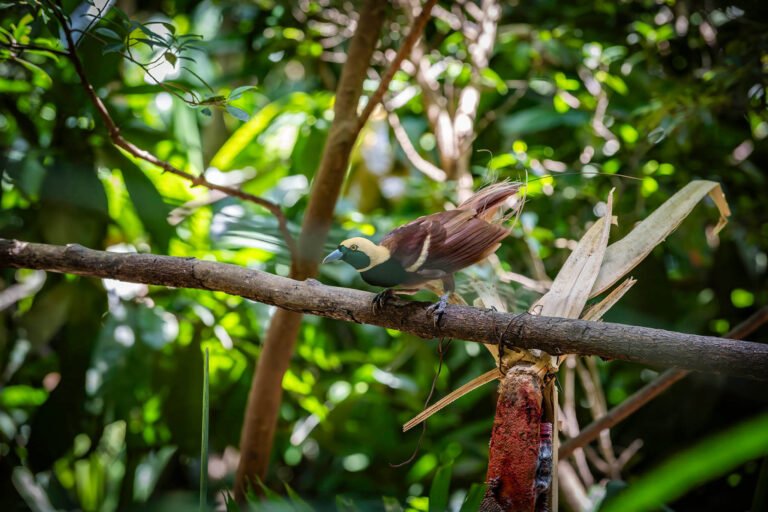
top-left (284, 482), bottom-right (314, 511)
top-left (181, 66), bottom-right (214, 93)
top-left (133, 446), bottom-right (177, 502)
top-left (210, 100), bottom-right (281, 170)
top-left (135, 37), bottom-right (158, 48)
top-left (226, 105), bottom-right (250, 122)
top-left (0, 77), bottom-right (32, 93)
top-left (500, 107), bottom-right (589, 137)
top-left (603, 73), bottom-right (628, 95)
top-left (480, 68), bottom-right (508, 94)
top-left (601, 413), bottom-right (768, 512)
top-left (459, 483), bottom-right (487, 512)
top-left (172, 96), bottom-right (204, 174)
top-left (135, 22), bottom-right (156, 38)
top-left (255, 477), bottom-right (286, 503)
top-left (94, 27), bottom-right (122, 41)
top-left (222, 491), bottom-right (240, 512)
top-left (13, 13), bottom-right (33, 40)
top-left (160, 22), bottom-right (176, 35)
top-left (429, 464), bottom-right (452, 512)
top-left (102, 42), bottom-right (124, 54)
top-left (199, 348), bottom-right (209, 512)
top-left (14, 58), bottom-right (52, 88)
top-left (229, 85), bottom-right (258, 100)
top-left (0, 385), bottom-right (48, 408)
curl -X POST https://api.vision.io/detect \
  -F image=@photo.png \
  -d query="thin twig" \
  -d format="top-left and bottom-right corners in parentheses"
top-left (474, 83), bottom-right (528, 135)
top-left (575, 358), bottom-right (618, 476)
top-left (387, 111), bottom-right (447, 181)
top-left (49, 2), bottom-right (297, 256)
top-left (559, 306), bottom-right (768, 459)
top-left (391, 337), bottom-right (451, 466)
top-left (586, 356), bottom-right (618, 474)
top-left (558, 460), bottom-right (591, 512)
top-left (356, 0), bottom-right (438, 130)
top-left (1, 42), bottom-right (70, 56)
top-left (616, 439), bottom-right (643, 470)
top-left (560, 357), bottom-right (595, 486)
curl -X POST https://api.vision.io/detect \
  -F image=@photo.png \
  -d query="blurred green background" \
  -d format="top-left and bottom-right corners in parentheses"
top-left (1, 0), bottom-right (767, 510)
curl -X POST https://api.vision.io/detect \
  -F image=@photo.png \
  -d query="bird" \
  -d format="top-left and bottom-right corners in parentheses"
top-left (323, 182), bottom-right (521, 324)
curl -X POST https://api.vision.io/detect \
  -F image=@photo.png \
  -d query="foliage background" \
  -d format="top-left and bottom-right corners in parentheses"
top-left (1, 0), bottom-right (767, 510)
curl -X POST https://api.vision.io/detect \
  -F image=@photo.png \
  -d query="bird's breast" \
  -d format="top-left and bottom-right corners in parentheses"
top-left (360, 258), bottom-right (412, 288)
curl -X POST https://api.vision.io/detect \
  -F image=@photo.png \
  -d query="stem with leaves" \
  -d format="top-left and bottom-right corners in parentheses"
top-left (47, 0), bottom-right (298, 255)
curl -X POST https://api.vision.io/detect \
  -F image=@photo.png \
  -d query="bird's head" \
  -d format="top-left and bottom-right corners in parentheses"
top-left (322, 237), bottom-right (389, 271)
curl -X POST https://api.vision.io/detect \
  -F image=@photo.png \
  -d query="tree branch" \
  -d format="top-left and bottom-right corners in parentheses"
top-left (558, 306), bottom-right (768, 459)
top-left (387, 110), bottom-right (447, 181)
top-left (356, 0), bottom-right (438, 131)
top-left (0, 41), bottom-right (70, 56)
top-left (49, 2), bottom-right (297, 256)
top-left (2, 238), bottom-right (767, 380)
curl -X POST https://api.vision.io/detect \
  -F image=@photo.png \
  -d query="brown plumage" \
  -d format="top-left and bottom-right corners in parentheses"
top-left (323, 182), bottom-right (521, 321)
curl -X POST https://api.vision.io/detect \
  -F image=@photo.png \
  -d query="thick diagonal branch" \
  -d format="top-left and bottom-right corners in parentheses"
top-left (236, 0), bottom-right (388, 496)
top-left (2, 238), bottom-right (767, 380)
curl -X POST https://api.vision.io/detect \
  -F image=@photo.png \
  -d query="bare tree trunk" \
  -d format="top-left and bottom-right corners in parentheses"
top-left (233, 0), bottom-right (387, 498)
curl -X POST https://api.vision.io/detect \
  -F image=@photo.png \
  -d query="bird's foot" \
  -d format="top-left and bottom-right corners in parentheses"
top-left (372, 289), bottom-right (395, 314)
top-left (426, 293), bottom-right (450, 328)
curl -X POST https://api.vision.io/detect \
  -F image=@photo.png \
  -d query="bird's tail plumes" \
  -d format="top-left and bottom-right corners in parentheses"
top-left (458, 181), bottom-right (522, 223)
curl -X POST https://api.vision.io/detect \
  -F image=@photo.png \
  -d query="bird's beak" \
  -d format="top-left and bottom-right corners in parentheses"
top-left (323, 249), bottom-right (344, 264)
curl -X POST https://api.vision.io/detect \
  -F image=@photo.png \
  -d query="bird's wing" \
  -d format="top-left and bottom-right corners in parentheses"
top-left (380, 214), bottom-right (451, 271)
top-left (419, 216), bottom-right (510, 274)
top-left (380, 183), bottom-right (519, 275)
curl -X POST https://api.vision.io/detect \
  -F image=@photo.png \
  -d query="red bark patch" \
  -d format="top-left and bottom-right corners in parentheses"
top-left (482, 367), bottom-right (543, 512)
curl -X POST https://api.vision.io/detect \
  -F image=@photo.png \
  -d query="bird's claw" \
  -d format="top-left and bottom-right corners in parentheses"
top-left (426, 293), bottom-right (450, 328)
top-left (372, 289), bottom-right (394, 314)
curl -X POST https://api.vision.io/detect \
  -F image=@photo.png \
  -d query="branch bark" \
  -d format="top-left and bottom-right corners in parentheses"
top-left (2, 238), bottom-right (767, 380)
top-left (558, 306), bottom-right (768, 459)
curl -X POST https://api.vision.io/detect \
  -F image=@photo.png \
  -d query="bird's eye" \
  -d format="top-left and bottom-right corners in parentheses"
top-left (350, 244), bottom-right (358, 251)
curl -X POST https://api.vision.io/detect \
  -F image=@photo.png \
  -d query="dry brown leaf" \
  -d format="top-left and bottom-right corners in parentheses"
top-left (582, 277), bottom-right (637, 321)
top-left (590, 180), bottom-right (730, 297)
top-left (403, 369), bottom-right (499, 432)
top-left (532, 190), bottom-right (615, 320)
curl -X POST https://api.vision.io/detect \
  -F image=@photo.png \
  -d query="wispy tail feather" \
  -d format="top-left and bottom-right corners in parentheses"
top-left (458, 181), bottom-right (521, 222)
